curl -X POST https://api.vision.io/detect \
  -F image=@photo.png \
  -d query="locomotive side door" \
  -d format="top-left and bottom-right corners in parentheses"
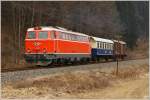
top-left (50, 31), bottom-right (57, 53)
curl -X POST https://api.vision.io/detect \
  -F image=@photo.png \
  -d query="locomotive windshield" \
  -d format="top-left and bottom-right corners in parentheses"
top-left (27, 31), bottom-right (36, 39)
top-left (38, 31), bottom-right (48, 39)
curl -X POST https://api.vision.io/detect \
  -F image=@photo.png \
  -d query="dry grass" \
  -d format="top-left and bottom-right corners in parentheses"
top-left (2, 63), bottom-right (149, 98)
top-left (13, 71), bottom-right (110, 94)
top-left (12, 63), bottom-right (148, 91)
top-left (112, 64), bottom-right (149, 79)
top-left (111, 63), bottom-right (148, 79)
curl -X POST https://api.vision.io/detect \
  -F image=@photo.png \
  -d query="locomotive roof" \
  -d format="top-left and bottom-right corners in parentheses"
top-left (27, 26), bottom-right (88, 37)
top-left (91, 36), bottom-right (114, 44)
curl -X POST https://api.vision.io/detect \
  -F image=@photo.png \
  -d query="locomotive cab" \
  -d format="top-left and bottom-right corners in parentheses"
top-left (24, 26), bottom-right (57, 65)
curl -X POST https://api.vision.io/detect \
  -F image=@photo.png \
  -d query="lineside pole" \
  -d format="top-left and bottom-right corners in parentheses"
top-left (116, 55), bottom-right (118, 75)
top-left (116, 39), bottom-right (119, 76)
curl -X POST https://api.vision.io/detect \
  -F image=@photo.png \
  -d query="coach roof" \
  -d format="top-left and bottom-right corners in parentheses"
top-left (113, 40), bottom-right (126, 44)
top-left (91, 36), bottom-right (114, 44)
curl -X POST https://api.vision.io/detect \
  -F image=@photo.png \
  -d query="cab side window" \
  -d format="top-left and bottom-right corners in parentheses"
top-left (51, 31), bottom-right (56, 39)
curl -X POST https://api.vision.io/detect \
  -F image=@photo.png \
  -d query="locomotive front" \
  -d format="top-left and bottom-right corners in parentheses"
top-left (24, 26), bottom-right (56, 65)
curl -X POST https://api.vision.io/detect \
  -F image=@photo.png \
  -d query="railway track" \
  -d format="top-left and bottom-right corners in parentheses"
top-left (1, 58), bottom-right (148, 85)
top-left (2, 57), bottom-right (147, 73)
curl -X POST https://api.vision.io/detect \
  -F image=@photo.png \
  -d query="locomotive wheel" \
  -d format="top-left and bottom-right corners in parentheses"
top-left (36, 60), bottom-right (53, 66)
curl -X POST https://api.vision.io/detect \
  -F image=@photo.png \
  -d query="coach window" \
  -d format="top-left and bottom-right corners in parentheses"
top-left (27, 31), bottom-right (36, 39)
top-left (107, 44), bottom-right (109, 49)
top-left (103, 43), bottom-right (104, 49)
top-left (103, 43), bottom-right (105, 49)
top-left (106, 43), bottom-right (108, 49)
top-left (110, 44), bottom-right (112, 49)
top-left (108, 44), bottom-right (110, 49)
top-left (38, 31), bottom-right (48, 39)
top-left (110, 44), bottom-right (112, 50)
top-left (97, 42), bottom-right (99, 48)
top-left (101, 42), bottom-right (103, 49)
top-left (111, 44), bottom-right (113, 50)
top-left (99, 42), bottom-right (101, 48)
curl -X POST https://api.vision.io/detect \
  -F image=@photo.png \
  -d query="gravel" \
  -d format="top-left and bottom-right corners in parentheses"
top-left (1, 59), bottom-right (148, 85)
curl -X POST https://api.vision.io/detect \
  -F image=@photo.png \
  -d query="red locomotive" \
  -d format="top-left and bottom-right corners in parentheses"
top-left (24, 26), bottom-right (91, 65)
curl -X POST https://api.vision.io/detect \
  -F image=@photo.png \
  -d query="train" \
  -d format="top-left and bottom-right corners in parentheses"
top-left (24, 26), bottom-right (127, 66)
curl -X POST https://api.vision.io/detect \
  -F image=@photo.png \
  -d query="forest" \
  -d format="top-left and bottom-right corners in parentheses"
top-left (1, 1), bottom-right (149, 68)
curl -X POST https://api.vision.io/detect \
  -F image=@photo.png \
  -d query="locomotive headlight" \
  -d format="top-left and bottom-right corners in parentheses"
top-left (43, 48), bottom-right (47, 53)
top-left (27, 48), bottom-right (31, 53)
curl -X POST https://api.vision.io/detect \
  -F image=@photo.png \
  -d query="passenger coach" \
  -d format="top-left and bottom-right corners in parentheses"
top-left (90, 37), bottom-right (114, 61)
